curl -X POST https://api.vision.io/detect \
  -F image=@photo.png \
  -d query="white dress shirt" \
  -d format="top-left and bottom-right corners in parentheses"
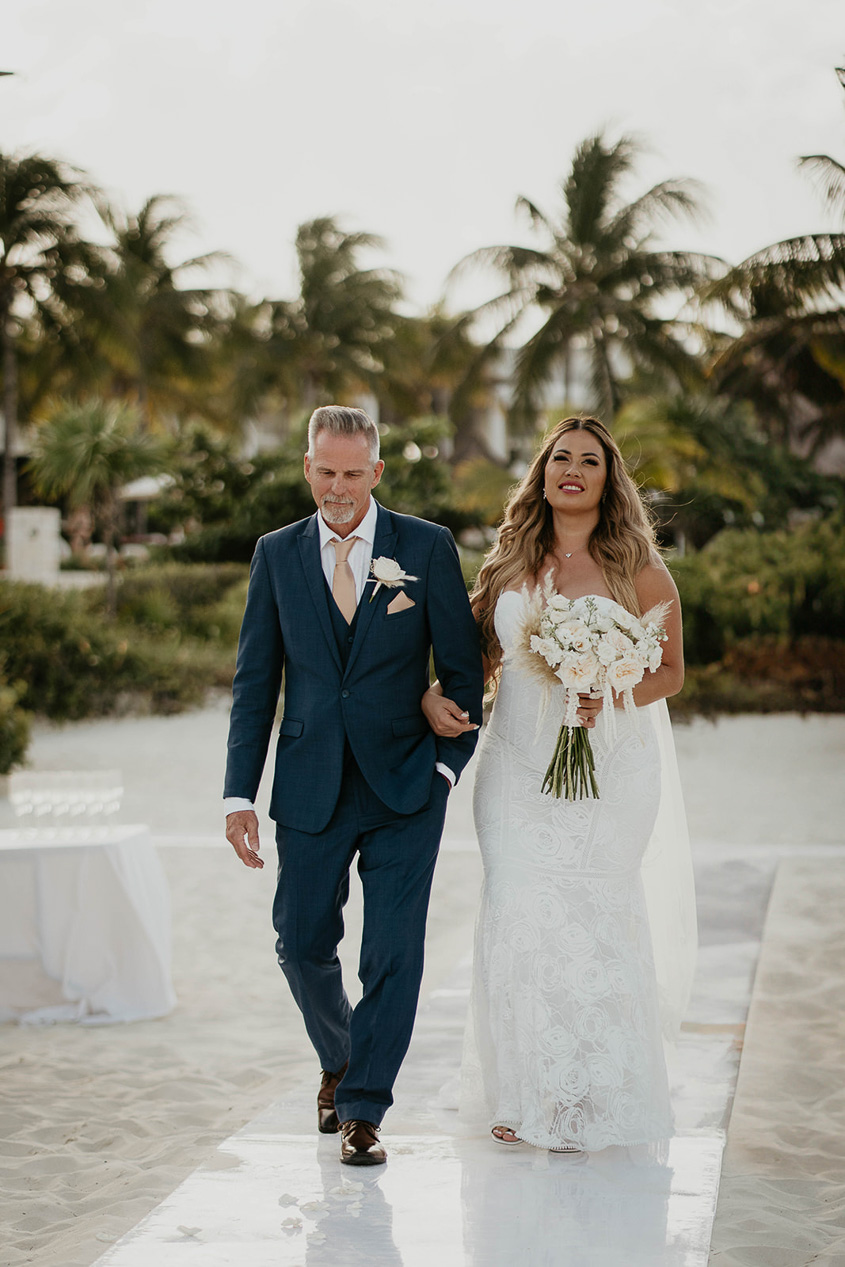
top-left (225, 499), bottom-right (453, 818)
top-left (317, 495), bottom-right (378, 605)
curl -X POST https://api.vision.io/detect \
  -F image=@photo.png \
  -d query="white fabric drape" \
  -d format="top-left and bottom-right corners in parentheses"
top-left (0, 827), bottom-right (176, 1025)
top-left (640, 699), bottom-right (698, 1042)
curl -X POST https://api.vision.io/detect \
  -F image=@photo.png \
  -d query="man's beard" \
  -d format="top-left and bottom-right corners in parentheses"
top-left (321, 497), bottom-right (355, 525)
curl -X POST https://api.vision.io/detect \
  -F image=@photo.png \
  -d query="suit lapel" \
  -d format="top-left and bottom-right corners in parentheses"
top-left (344, 504), bottom-right (397, 678)
top-left (298, 514), bottom-right (343, 675)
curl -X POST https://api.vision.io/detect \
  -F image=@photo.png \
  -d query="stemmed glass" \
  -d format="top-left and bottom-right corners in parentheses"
top-left (8, 770), bottom-right (123, 838)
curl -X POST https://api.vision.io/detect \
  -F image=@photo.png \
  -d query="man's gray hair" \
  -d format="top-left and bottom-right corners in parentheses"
top-left (307, 406), bottom-right (380, 463)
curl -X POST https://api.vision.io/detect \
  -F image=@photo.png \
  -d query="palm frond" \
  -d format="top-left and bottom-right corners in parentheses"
top-left (447, 242), bottom-right (558, 286)
top-left (563, 132), bottom-right (640, 245)
top-left (515, 195), bottom-right (555, 237)
top-left (798, 154), bottom-right (845, 220)
top-left (703, 234), bottom-right (845, 315)
top-left (608, 178), bottom-right (704, 240)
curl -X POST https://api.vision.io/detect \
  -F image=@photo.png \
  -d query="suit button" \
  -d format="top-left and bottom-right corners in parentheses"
top-left (341, 690), bottom-right (350, 699)
top-left (347, 636), bottom-right (354, 644)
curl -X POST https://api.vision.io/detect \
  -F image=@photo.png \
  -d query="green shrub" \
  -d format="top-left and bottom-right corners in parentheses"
top-left (670, 636), bottom-right (845, 718)
top-left (0, 581), bottom-right (146, 719)
top-left (0, 671), bottom-right (31, 774)
top-left (119, 630), bottom-right (236, 713)
top-left (0, 577), bottom-right (240, 722)
top-left (670, 515), bottom-right (845, 664)
top-left (113, 563), bottom-right (248, 640)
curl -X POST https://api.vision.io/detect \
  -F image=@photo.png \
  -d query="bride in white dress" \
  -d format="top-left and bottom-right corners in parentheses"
top-left (424, 417), bottom-right (696, 1152)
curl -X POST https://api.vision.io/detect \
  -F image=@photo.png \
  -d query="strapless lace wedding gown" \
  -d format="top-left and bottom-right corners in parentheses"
top-left (463, 590), bottom-right (674, 1150)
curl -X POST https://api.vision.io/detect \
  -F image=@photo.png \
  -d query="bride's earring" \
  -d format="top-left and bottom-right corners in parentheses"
top-left (542, 490), bottom-right (547, 500)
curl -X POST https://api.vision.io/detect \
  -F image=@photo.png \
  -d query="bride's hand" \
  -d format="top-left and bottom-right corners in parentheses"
top-left (576, 692), bottom-right (603, 729)
top-left (422, 683), bottom-right (479, 737)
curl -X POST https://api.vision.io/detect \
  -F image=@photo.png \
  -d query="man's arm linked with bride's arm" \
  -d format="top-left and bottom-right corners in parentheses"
top-left (423, 529), bottom-right (486, 775)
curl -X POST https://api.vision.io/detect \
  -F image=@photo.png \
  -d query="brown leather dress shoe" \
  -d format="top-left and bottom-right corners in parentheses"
top-left (339, 1119), bottom-right (386, 1166)
top-left (317, 1062), bottom-right (348, 1135)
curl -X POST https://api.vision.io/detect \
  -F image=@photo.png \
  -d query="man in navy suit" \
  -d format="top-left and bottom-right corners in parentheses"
top-left (225, 406), bottom-right (483, 1165)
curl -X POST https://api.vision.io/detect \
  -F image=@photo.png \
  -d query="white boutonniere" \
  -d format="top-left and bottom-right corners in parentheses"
top-left (368, 556), bottom-right (419, 602)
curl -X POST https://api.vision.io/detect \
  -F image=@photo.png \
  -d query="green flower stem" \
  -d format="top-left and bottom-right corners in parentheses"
top-left (541, 722), bottom-right (600, 801)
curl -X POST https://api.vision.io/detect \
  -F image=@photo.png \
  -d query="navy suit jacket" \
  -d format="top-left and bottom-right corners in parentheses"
top-left (224, 502), bottom-right (484, 834)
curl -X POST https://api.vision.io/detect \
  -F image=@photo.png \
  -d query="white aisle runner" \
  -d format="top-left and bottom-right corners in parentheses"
top-left (93, 933), bottom-right (730, 1267)
top-left (92, 1127), bottom-right (723, 1267)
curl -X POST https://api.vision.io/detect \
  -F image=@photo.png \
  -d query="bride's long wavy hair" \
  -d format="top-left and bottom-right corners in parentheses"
top-left (472, 416), bottom-right (658, 682)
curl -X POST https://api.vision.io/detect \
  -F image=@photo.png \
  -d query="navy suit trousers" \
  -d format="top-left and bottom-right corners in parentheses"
top-left (272, 755), bottom-right (450, 1126)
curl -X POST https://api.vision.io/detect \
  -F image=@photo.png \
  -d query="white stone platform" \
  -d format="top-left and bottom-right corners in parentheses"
top-left (93, 1130), bottom-right (724, 1267)
top-left (92, 899), bottom-right (734, 1267)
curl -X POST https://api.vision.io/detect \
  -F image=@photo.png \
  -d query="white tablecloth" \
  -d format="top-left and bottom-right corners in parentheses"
top-left (0, 825), bottom-right (176, 1024)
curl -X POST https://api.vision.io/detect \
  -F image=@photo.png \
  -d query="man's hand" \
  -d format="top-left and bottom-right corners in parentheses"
top-left (226, 810), bottom-right (263, 869)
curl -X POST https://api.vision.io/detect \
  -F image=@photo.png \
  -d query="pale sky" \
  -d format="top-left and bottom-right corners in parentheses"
top-left (3, 0), bottom-right (844, 313)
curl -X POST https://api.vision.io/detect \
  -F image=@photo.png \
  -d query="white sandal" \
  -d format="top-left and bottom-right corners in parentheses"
top-left (491, 1125), bottom-right (521, 1145)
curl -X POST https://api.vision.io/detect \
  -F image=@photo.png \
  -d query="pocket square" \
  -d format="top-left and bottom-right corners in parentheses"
top-left (387, 591), bottom-right (415, 615)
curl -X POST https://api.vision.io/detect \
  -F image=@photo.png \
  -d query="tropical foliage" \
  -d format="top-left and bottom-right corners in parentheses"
top-left (0, 151), bottom-right (91, 512)
top-left (237, 216), bottom-right (405, 423)
top-left (73, 196), bottom-right (230, 424)
top-left (0, 77), bottom-right (843, 732)
top-left (0, 668), bottom-right (29, 775)
top-left (702, 67), bottom-right (845, 457)
top-left (449, 132), bottom-right (715, 427)
top-left (156, 415), bottom-right (463, 563)
top-left (28, 398), bottom-right (171, 611)
top-left (614, 393), bottom-right (843, 549)
top-left (0, 573), bottom-right (241, 720)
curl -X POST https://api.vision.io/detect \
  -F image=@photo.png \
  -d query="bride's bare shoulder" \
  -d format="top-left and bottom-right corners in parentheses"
top-left (636, 556), bottom-right (680, 607)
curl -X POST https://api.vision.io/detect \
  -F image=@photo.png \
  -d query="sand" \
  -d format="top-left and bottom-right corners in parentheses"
top-left (709, 858), bottom-right (845, 1266)
top-left (0, 706), bottom-right (843, 1267)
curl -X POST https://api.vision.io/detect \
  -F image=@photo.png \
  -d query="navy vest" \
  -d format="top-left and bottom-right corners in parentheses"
top-left (325, 579), bottom-right (362, 670)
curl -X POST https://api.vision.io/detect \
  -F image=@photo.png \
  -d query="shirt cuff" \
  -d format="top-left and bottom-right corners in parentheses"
top-left (435, 762), bottom-right (455, 788)
top-left (224, 797), bottom-right (256, 816)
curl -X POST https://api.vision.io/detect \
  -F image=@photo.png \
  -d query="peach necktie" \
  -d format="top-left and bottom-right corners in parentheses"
top-left (331, 536), bottom-right (359, 623)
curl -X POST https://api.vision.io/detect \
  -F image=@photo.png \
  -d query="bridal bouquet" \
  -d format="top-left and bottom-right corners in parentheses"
top-left (516, 573), bottom-right (670, 800)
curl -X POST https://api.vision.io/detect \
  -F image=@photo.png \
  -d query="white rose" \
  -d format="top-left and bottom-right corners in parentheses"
top-left (648, 645), bottom-right (664, 672)
top-left (553, 619), bottom-right (587, 648)
top-left (557, 651), bottom-right (599, 691)
top-left (595, 638), bottom-right (618, 667)
top-left (372, 557), bottom-right (404, 583)
top-left (548, 594), bottom-right (572, 612)
top-left (608, 628), bottom-right (633, 652)
top-left (607, 653), bottom-right (645, 692)
top-left (530, 634), bottom-right (563, 667)
top-left (566, 625), bottom-right (593, 654)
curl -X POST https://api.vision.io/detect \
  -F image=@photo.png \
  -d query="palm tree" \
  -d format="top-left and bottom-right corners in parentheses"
top-left (450, 132), bottom-right (715, 427)
top-left (28, 399), bottom-right (170, 614)
top-left (0, 151), bottom-right (92, 517)
top-left (261, 216), bottom-right (404, 411)
top-left (354, 304), bottom-right (504, 465)
top-left (74, 195), bottom-right (230, 425)
top-left (704, 68), bottom-right (845, 455)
